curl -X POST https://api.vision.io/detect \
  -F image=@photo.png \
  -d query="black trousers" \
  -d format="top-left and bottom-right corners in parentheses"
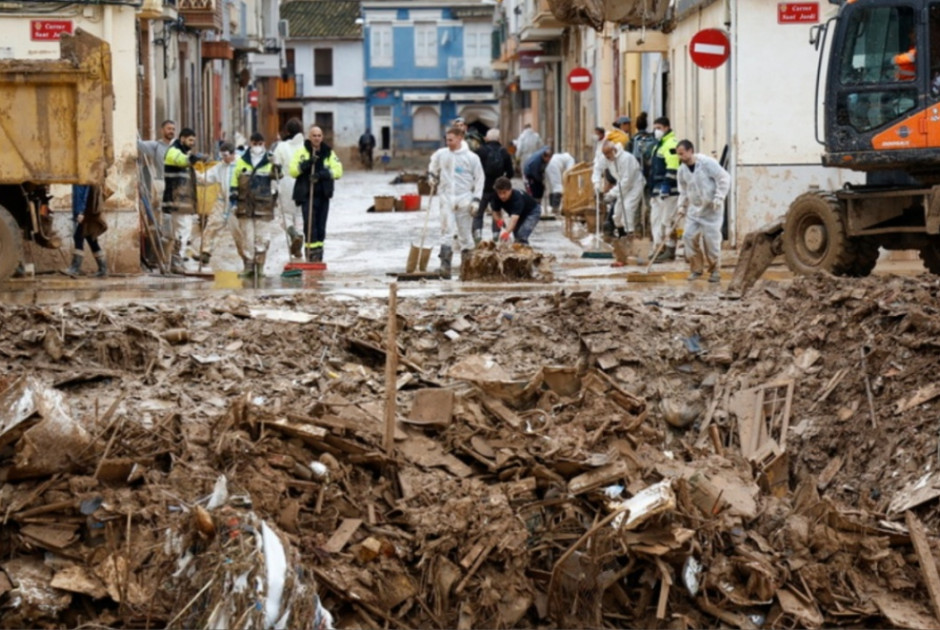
top-left (300, 196), bottom-right (330, 246)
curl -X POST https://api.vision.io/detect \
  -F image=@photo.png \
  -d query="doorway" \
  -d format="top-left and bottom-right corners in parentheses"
top-left (372, 105), bottom-right (393, 152)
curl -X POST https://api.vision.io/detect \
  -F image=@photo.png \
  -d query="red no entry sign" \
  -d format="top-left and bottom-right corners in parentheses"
top-left (689, 29), bottom-right (730, 69)
top-left (567, 67), bottom-right (592, 92)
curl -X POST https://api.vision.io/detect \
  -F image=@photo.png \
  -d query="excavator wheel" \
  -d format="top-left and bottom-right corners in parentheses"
top-left (0, 205), bottom-right (23, 281)
top-left (919, 240), bottom-right (940, 274)
top-left (782, 191), bottom-right (873, 277)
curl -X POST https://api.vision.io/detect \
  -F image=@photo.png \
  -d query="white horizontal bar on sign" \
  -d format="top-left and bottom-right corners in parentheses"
top-left (450, 92), bottom-right (495, 101)
top-left (570, 76), bottom-right (590, 84)
top-left (402, 92), bottom-right (449, 102)
top-left (693, 42), bottom-right (726, 56)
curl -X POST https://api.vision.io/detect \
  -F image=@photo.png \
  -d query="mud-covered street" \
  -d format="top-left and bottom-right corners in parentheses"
top-left (2, 174), bottom-right (940, 628)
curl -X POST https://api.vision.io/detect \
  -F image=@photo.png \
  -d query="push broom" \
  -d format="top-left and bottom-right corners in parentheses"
top-left (581, 190), bottom-right (613, 259)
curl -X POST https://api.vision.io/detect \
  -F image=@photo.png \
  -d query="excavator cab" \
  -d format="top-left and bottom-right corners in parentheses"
top-left (823, 0), bottom-right (940, 176)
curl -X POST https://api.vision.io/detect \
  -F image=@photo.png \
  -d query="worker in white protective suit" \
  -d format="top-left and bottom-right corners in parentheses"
top-left (593, 141), bottom-right (645, 266)
top-left (544, 151), bottom-right (575, 217)
top-left (428, 126), bottom-right (484, 279)
top-left (514, 124), bottom-right (542, 177)
top-left (676, 139), bottom-right (731, 283)
top-left (272, 117), bottom-right (305, 260)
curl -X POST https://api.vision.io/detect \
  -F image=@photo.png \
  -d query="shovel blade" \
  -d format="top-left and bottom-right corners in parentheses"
top-left (418, 247), bottom-right (432, 271)
top-left (406, 246), bottom-right (420, 273)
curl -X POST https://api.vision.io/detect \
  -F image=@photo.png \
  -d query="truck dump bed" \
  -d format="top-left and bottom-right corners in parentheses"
top-left (0, 29), bottom-right (113, 186)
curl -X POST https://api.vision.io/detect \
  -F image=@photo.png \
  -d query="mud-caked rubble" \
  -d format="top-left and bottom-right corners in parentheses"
top-left (3, 274), bottom-right (940, 628)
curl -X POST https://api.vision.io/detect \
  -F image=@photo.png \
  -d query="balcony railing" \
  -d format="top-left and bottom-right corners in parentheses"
top-left (276, 74), bottom-right (304, 99)
top-left (178, 0), bottom-right (222, 31)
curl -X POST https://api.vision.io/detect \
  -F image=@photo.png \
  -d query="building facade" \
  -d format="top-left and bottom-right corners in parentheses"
top-left (362, 0), bottom-right (500, 157)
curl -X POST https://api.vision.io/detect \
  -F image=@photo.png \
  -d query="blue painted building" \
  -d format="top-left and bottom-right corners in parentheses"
top-left (362, 0), bottom-right (500, 155)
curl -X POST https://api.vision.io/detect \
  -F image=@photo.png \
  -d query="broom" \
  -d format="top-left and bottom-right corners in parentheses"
top-left (581, 190), bottom-right (613, 259)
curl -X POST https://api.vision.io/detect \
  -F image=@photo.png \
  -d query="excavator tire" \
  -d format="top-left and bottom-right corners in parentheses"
top-left (782, 191), bottom-right (873, 277)
top-left (0, 205), bottom-right (23, 281)
top-left (919, 240), bottom-right (940, 274)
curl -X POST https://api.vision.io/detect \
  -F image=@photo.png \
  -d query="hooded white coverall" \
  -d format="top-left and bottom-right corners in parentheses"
top-left (593, 145), bottom-right (645, 233)
top-left (515, 128), bottom-right (542, 175)
top-left (429, 142), bottom-right (484, 252)
top-left (545, 152), bottom-right (575, 195)
top-left (677, 154), bottom-right (731, 273)
top-left (272, 132), bottom-right (305, 235)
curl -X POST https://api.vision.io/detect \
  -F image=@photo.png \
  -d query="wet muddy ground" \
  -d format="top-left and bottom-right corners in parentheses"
top-left (2, 171), bottom-right (940, 629)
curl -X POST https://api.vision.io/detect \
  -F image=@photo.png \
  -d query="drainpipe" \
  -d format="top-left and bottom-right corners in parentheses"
top-left (726, 0), bottom-right (736, 247)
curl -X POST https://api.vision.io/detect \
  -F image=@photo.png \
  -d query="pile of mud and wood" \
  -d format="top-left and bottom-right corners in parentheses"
top-left (3, 274), bottom-right (940, 628)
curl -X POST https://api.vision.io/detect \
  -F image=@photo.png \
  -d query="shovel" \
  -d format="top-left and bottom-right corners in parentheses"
top-left (406, 182), bottom-right (436, 273)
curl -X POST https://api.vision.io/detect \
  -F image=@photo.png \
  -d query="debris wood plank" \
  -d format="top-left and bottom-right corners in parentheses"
top-left (906, 510), bottom-right (940, 625)
top-left (322, 518), bottom-right (363, 554)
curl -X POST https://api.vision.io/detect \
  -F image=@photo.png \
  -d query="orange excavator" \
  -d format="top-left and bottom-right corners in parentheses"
top-left (732, 0), bottom-right (940, 292)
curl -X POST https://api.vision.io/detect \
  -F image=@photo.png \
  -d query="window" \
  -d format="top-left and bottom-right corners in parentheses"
top-left (839, 6), bottom-right (914, 85)
top-left (315, 112), bottom-right (334, 145)
top-left (371, 23), bottom-right (393, 67)
top-left (415, 23), bottom-right (437, 67)
top-left (412, 106), bottom-right (440, 141)
top-left (833, 5), bottom-right (918, 131)
top-left (314, 48), bottom-right (333, 86)
top-left (464, 23), bottom-right (491, 64)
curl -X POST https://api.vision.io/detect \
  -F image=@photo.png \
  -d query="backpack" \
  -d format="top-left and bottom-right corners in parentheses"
top-left (632, 132), bottom-right (658, 177)
top-left (480, 144), bottom-right (508, 181)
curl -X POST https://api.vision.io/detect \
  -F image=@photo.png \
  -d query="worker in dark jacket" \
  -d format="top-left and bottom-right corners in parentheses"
top-left (163, 127), bottom-right (206, 273)
top-left (474, 129), bottom-right (515, 243)
top-left (523, 145), bottom-right (551, 202)
top-left (489, 176), bottom-right (542, 245)
top-left (289, 125), bottom-right (344, 263)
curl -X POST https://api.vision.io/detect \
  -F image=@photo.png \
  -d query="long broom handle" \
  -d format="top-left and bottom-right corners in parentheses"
top-left (417, 181), bottom-right (436, 251)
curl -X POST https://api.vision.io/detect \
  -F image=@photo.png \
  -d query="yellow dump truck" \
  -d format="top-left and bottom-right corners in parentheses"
top-left (0, 29), bottom-right (113, 279)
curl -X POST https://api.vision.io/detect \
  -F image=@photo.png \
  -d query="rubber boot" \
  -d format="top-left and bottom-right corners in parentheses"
top-left (653, 245), bottom-right (676, 263)
top-left (459, 248), bottom-right (473, 280)
top-left (305, 244), bottom-right (316, 262)
top-left (311, 246), bottom-right (323, 263)
top-left (288, 226), bottom-right (303, 258)
top-left (93, 252), bottom-right (108, 278)
top-left (239, 256), bottom-right (255, 277)
top-left (199, 251), bottom-right (211, 265)
top-left (64, 252), bottom-right (83, 277)
top-left (439, 244), bottom-right (453, 279)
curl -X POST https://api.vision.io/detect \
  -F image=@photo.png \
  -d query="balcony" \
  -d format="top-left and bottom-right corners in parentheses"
top-left (178, 0), bottom-right (222, 31)
top-left (276, 74), bottom-right (304, 99)
top-left (138, 0), bottom-right (177, 21)
top-left (519, 0), bottom-right (564, 42)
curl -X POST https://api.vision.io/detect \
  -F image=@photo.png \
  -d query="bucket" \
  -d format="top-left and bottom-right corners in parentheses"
top-left (401, 194), bottom-right (421, 211)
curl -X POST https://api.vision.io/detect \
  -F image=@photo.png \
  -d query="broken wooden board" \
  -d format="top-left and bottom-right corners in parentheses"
top-left (405, 389), bottom-right (455, 427)
top-left (322, 518), bottom-right (363, 554)
top-left (906, 510), bottom-right (940, 625)
top-left (398, 433), bottom-right (473, 477)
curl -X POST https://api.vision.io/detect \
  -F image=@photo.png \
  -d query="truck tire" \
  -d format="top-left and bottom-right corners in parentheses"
top-left (0, 205), bottom-right (23, 280)
top-left (920, 240), bottom-right (940, 274)
top-left (783, 192), bottom-right (867, 276)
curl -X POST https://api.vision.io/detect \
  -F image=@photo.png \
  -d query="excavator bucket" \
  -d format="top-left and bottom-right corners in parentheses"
top-left (727, 219), bottom-right (784, 297)
top-left (547, 0), bottom-right (670, 30)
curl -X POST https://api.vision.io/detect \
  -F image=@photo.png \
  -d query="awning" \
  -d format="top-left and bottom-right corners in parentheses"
top-left (450, 91), bottom-right (496, 102)
top-left (402, 92), bottom-right (448, 102)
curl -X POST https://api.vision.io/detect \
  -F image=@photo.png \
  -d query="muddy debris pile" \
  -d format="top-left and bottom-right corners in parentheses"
top-left (1, 275), bottom-right (940, 627)
top-left (461, 241), bottom-right (554, 282)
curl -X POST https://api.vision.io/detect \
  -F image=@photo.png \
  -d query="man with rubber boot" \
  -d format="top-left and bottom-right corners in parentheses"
top-left (231, 133), bottom-right (277, 276)
top-left (163, 128), bottom-right (207, 273)
top-left (649, 116), bottom-right (680, 263)
top-left (289, 125), bottom-right (344, 264)
top-left (427, 126), bottom-right (484, 279)
top-left (65, 185), bottom-right (108, 278)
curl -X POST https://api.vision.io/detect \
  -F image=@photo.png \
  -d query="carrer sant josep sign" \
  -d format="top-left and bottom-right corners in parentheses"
top-left (31, 20), bottom-right (73, 41)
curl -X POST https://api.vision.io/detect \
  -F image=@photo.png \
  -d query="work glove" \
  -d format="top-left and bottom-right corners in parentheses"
top-left (317, 168), bottom-right (332, 181)
top-left (304, 139), bottom-right (313, 154)
top-left (427, 172), bottom-right (439, 185)
top-left (712, 197), bottom-right (724, 209)
top-left (188, 153), bottom-right (207, 165)
top-left (603, 192), bottom-right (617, 204)
top-left (658, 183), bottom-right (670, 199)
top-left (499, 228), bottom-right (511, 242)
top-left (469, 197), bottom-right (481, 217)
top-left (299, 159), bottom-right (312, 175)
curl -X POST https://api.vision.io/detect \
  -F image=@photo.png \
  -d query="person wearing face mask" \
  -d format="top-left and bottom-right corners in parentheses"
top-left (198, 143), bottom-right (246, 267)
top-left (289, 125), bottom-right (344, 263)
top-left (675, 140), bottom-right (731, 283)
top-left (648, 116), bottom-right (681, 263)
top-left (230, 132), bottom-right (277, 275)
top-left (163, 127), bottom-right (208, 273)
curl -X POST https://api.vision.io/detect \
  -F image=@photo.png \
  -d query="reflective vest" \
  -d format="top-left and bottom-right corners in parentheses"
top-left (894, 47), bottom-right (916, 81)
top-left (163, 141), bottom-right (195, 213)
top-left (230, 152), bottom-right (276, 218)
